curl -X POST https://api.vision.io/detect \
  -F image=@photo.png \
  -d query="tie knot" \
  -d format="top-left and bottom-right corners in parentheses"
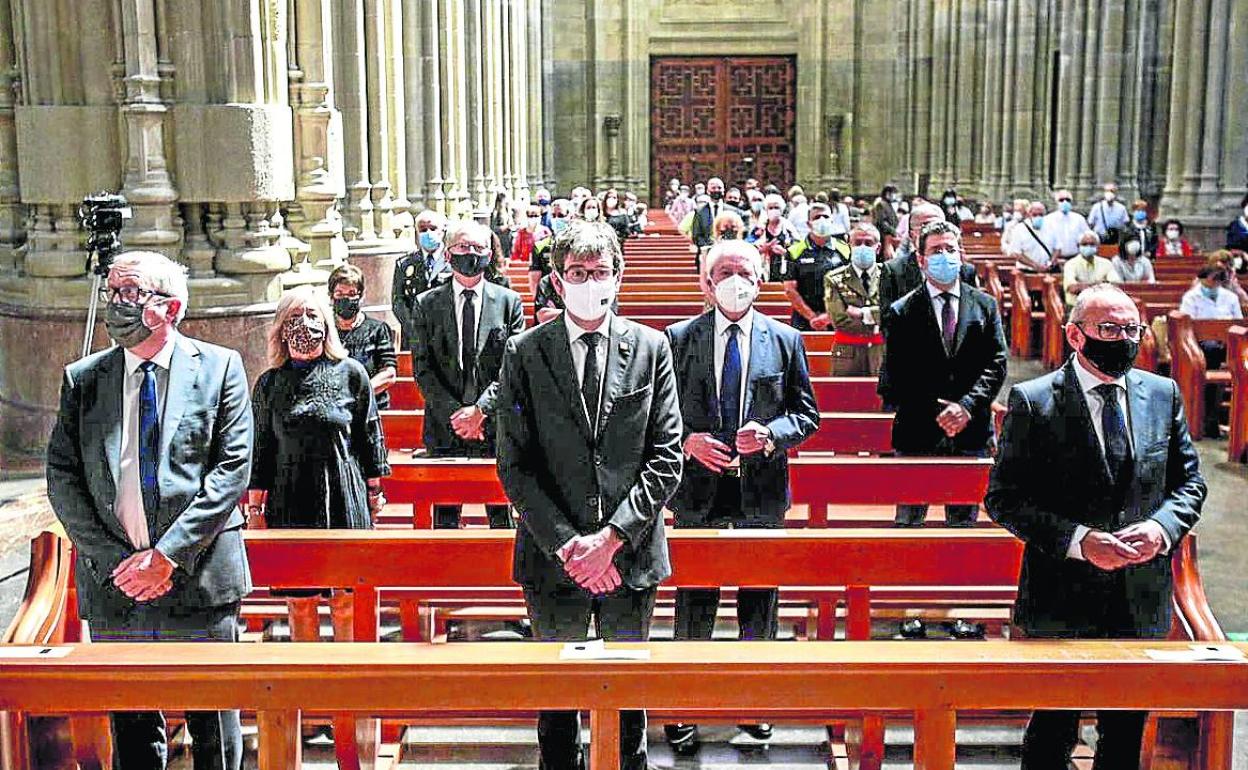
top-left (138, 361), bottom-right (157, 374)
top-left (582, 332), bottom-right (601, 347)
top-left (726, 323), bottom-right (741, 338)
top-left (1094, 383), bottom-right (1119, 400)
top-left (462, 288), bottom-right (475, 299)
top-left (940, 291), bottom-right (955, 302)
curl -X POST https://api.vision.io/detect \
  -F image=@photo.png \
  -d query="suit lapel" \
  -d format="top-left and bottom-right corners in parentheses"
top-left (1126, 369), bottom-right (1151, 455)
top-left (744, 314), bottom-right (771, 420)
top-left (159, 336), bottom-right (201, 464)
top-left (1057, 362), bottom-right (1115, 486)
top-left (437, 284), bottom-right (462, 384)
top-left (689, 313), bottom-right (718, 429)
top-left (598, 315), bottom-right (633, 435)
top-left (539, 320), bottom-right (593, 441)
top-left (953, 283), bottom-right (973, 354)
top-left (914, 287), bottom-right (947, 357)
top-left (475, 281), bottom-right (494, 355)
top-left (97, 348), bottom-right (125, 487)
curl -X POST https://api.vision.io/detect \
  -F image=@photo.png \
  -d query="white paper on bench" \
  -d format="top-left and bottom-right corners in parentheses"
top-left (1144, 644), bottom-right (1246, 662)
top-left (560, 639), bottom-right (650, 661)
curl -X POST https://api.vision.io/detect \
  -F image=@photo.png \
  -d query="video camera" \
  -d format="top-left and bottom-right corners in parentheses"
top-left (78, 191), bottom-right (131, 276)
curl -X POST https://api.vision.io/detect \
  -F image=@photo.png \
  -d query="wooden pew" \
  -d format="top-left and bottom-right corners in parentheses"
top-left (1167, 312), bottom-right (1242, 440)
top-left (1228, 326), bottom-right (1248, 463)
top-left (1009, 271), bottom-right (1050, 357)
top-left (381, 456), bottom-right (992, 529)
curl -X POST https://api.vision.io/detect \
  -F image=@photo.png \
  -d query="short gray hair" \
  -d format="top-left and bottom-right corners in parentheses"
top-left (849, 222), bottom-right (881, 242)
top-left (702, 239), bottom-right (763, 279)
top-left (1078, 229), bottom-right (1101, 245)
top-left (550, 219), bottom-right (624, 273)
top-left (1069, 283), bottom-right (1134, 323)
top-left (444, 219), bottom-right (492, 249)
top-left (917, 220), bottom-right (961, 256)
top-left (108, 250), bottom-right (189, 323)
top-left (414, 209), bottom-right (447, 229)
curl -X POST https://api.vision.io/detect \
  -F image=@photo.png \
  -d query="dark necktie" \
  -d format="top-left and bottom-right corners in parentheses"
top-left (581, 332), bottom-right (602, 432)
top-left (940, 292), bottom-right (956, 353)
top-left (720, 324), bottom-right (742, 444)
top-left (860, 270), bottom-right (873, 298)
top-left (461, 289), bottom-right (476, 397)
top-left (1095, 383), bottom-right (1131, 485)
top-left (138, 361), bottom-right (160, 517)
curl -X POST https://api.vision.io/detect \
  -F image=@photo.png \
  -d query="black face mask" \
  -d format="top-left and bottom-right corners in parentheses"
top-left (1080, 336), bottom-right (1139, 379)
top-left (450, 250), bottom-right (491, 277)
top-left (708, 190), bottom-right (724, 201)
top-left (333, 296), bottom-right (362, 320)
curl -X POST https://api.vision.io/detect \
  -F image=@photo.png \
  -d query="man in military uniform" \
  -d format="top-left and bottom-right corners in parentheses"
top-left (783, 202), bottom-right (849, 331)
top-left (392, 209), bottom-right (453, 349)
top-left (825, 222), bottom-right (884, 375)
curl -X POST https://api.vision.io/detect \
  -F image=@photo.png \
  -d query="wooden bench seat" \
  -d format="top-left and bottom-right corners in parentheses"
top-left (1168, 312), bottom-right (1245, 440)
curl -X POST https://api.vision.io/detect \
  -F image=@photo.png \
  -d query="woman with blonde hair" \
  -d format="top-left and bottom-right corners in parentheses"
top-left (246, 285), bottom-right (390, 642)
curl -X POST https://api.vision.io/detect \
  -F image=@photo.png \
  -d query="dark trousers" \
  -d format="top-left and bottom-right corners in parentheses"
top-left (433, 504), bottom-right (513, 529)
top-left (673, 475), bottom-right (779, 641)
top-left (1200, 340), bottom-right (1227, 435)
top-left (522, 583), bottom-right (657, 770)
top-left (1021, 710), bottom-right (1147, 770)
top-left (90, 603), bottom-right (242, 770)
top-left (894, 447), bottom-right (984, 527)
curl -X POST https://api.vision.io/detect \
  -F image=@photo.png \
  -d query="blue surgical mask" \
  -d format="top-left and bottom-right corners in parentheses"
top-left (851, 246), bottom-right (876, 271)
top-left (1059, 201), bottom-right (1072, 214)
top-left (551, 218), bottom-right (569, 236)
top-left (811, 219), bottom-right (835, 238)
top-left (418, 231), bottom-right (441, 253)
top-left (1133, 210), bottom-right (1147, 222)
top-left (925, 250), bottom-right (962, 286)
top-left (1079, 245), bottom-right (1097, 258)
top-left (1201, 285), bottom-right (1220, 301)
top-left (1030, 216), bottom-right (1044, 229)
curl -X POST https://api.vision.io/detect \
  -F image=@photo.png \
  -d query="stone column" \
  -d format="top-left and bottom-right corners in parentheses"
top-left (992, 0), bottom-right (1016, 195)
top-left (439, 0), bottom-right (469, 211)
top-left (465, 0), bottom-right (488, 211)
top-left (333, 0), bottom-right (373, 240)
top-left (0, 0), bottom-right (22, 272)
top-left (362, 0), bottom-right (395, 241)
top-left (953, 0), bottom-right (979, 191)
top-left (928, 0), bottom-right (951, 189)
top-left (912, 0), bottom-right (933, 190)
top-left (385, 0), bottom-right (411, 238)
top-left (979, 0), bottom-right (1005, 198)
top-left (290, 0), bottom-right (347, 267)
top-left (525, 0), bottom-right (545, 191)
top-left (498, 0), bottom-right (515, 199)
top-left (399, 0), bottom-right (426, 214)
top-left (896, 0), bottom-right (915, 187)
top-left (481, 0), bottom-right (502, 199)
top-left (1074, 0), bottom-right (1102, 196)
top-left (1094, 0), bottom-right (1129, 197)
top-left (509, 0), bottom-right (529, 202)
top-left (1054, 0), bottom-right (1084, 191)
top-left (417, 0), bottom-right (445, 213)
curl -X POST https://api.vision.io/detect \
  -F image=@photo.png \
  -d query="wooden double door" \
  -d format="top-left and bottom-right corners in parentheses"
top-left (650, 56), bottom-right (796, 204)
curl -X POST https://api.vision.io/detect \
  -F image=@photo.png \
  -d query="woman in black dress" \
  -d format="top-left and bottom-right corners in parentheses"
top-left (328, 264), bottom-right (398, 409)
top-left (246, 285), bottom-right (391, 642)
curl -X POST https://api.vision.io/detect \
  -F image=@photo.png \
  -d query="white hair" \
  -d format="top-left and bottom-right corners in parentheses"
top-left (1078, 229), bottom-right (1101, 245)
top-left (414, 209), bottom-right (447, 229)
top-left (702, 239), bottom-right (764, 279)
top-left (445, 219), bottom-right (493, 249)
top-left (108, 250), bottom-right (189, 323)
top-left (763, 193), bottom-right (786, 209)
top-left (849, 222), bottom-right (881, 242)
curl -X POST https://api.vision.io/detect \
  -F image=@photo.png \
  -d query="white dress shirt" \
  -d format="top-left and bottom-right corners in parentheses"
top-left (117, 335), bottom-right (177, 549)
top-left (452, 278), bottom-right (481, 369)
top-left (564, 311), bottom-right (611, 428)
top-left (1178, 286), bottom-right (1243, 321)
top-left (1065, 355), bottom-right (1169, 560)
top-left (829, 202), bottom-right (851, 236)
top-left (926, 280), bottom-right (961, 336)
top-left (713, 308), bottom-right (754, 420)
top-left (1042, 210), bottom-right (1091, 258)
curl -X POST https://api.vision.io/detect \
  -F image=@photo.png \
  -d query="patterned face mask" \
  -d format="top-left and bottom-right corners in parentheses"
top-left (282, 313), bottom-right (326, 356)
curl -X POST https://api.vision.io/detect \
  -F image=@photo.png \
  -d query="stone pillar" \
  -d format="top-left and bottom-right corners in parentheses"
top-left (482, 0), bottom-right (502, 199)
top-left (333, 0), bottom-right (372, 240)
top-left (290, 0), bottom-right (347, 267)
top-left (896, 0), bottom-right (916, 188)
top-left (385, 0), bottom-right (411, 239)
top-left (465, 0), bottom-right (488, 211)
top-left (508, 0), bottom-right (529, 202)
top-left (1074, 0), bottom-right (1102, 196)
top-left (0, 0), bottom-right (23, 272)
top-left (525, 0), bottom-right (545, 191)
top-left (362, 0), bottom-right (395, 241)
top-left (498, 0), bottom-right (515, 199)
top-left (1054, 0), bottom-right (1084, 192)
top-left (439, 0), bottom-right (470, 211)
top-left (980, 0), bottom-right (1005, 199)
top-left (913, 0), bottom-right (933, 191)
top-left (1093, 0), bottom-right (1129, 198)
top-left (416, 0), bottom-right (445, 213)
top-left (399, 0), bottom-right (425, 214)
top-left (928, 0), bottom-right (951, 190)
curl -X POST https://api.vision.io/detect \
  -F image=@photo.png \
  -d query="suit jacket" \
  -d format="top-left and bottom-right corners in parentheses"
top-left (878, 250), bottom-right (978, 313)
top-left (46, 335), bottom-right (254, 621)
top-left (878, 283), bottom-right (1008, 454)
top-left (391, 248), bottom-right (453, 347)
top-left (665, 311), bottom-right (819, 526)
top-left (985, 361), bottom-right (1206, 637)
top-left (689, 203), bottom-right (718, 249)
top-left (410, 280), bottom-right (525, 455)
top-left (497, 315), bottom-right (684, 590)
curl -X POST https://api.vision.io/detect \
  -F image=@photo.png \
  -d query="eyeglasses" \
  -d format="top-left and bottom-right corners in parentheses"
top-left (1076, 321), bottom-right (1147, 341)
top-left (561, 267), bottom-right (615, 284)
top-left (448, 248), bottom-right (490, 259)
top-left (1056, 198), bottom-right (1072, 203)
top-left (99, 286), bottom-right (171, 305)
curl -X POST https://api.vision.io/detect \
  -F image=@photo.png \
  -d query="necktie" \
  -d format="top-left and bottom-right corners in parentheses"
top-left (861, 270), bottom-right (873, 298)
top-left (940, 292), bottom-right (957, 353)
top-left (1095, 383), bottom-right (1131, 485)
top-left (138, 361), bottom-right (160, 518)
top-left (461, 289), bottom-right (477, 397)
top-left (581, 332), bottom-right (602, 432)
top-left (720, 324), bottom-right (742, 444)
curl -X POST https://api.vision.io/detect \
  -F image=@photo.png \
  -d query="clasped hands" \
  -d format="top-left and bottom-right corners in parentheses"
top-left (684, 422), bottom-right (770, 473)
top-left (451, 405), bottom-right (487, 440)
top-left (1080, 520), bottom-right (1168, 571)
top-left (935, 398), bottom-right (970, 437)
top-left (558, 527), bottom-right (624, 595)
top-left (111, 548), bottom-right (176, 603)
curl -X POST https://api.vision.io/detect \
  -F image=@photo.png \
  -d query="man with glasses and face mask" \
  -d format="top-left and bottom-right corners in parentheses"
top-left (409, 221), bottom-right (525, 530)
top-left (987, 283), bottom-right (1205, 770)
top-left (662, 240), bottom-right (819, 755)
top-left (783, 201), bottom-right (850, 330)
top-left (46, 251), bottom-right (254, 770)
top-left (497, 219), bottom-right (683, 770)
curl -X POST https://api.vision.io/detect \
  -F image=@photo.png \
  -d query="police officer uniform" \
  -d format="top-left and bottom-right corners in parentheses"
top-left (785, 236), bottom-right (849, 331)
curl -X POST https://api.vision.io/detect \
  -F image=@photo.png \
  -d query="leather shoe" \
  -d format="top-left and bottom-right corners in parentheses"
top-left (735, 722), bottom-right (773, 744)
top-left (946, 619), bottom-right (986, 639)
top-left (664, 723), bottom-right (701, 756)
top-left (899, 619), bottom-right (927, 639)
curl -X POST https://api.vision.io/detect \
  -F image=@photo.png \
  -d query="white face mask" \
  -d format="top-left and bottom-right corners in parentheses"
top-left (584, 209), bottom-right (600, 221)
top-left (560, 275), bottom-right (616, 321)
top-left (713, 274), bottom-right (758, 315)
top-left (1165, 229), bottom-right (1180, 240)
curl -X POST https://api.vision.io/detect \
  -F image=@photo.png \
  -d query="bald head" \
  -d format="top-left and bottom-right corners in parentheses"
top-left (908, 202), bottom-right (945, 243)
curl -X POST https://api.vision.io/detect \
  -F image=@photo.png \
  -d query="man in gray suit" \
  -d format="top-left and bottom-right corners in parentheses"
top-left (410, 220), bottom-right (525, 528)
top-left (46, 251), bottom-right (254, 770)
top-left (497, 220), bottom-right (683, 770)
top-left (986, 283), bottom-right (1206, 770)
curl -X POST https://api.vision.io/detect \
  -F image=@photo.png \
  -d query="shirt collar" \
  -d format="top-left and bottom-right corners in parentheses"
top-left (564, 310), bottom-right (613, 345)
top-left (926, 280), bottom-right (961, 300)
top-left (453, 278), bottom-right (482, 300)
top-left (1072, 353), bottom-right (1127, 395)
top-left (714, 308), bottom-right (755, 339)
top-left (123, 332), bottom-right (178, 376)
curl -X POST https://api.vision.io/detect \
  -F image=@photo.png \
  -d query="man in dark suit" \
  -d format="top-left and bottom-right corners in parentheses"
top-left (411, 220), bottom-right (525, 529)
top-left (987, 283), bottom-right (1206, 770)
top-left (879, 220), bottom-right (1008, 527)
top-left (878, 202), bottom-right (977, 312)
top-left (663, 240), bottom-right (819, 754)
top-left (497, 220), bottom-right (683, 770)
top-left (392, 209), bottom-right (453, 349)
top-left (46, 251), bottom-right (253, 770)
top-left (689, 176), bottom-right (727, 267)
